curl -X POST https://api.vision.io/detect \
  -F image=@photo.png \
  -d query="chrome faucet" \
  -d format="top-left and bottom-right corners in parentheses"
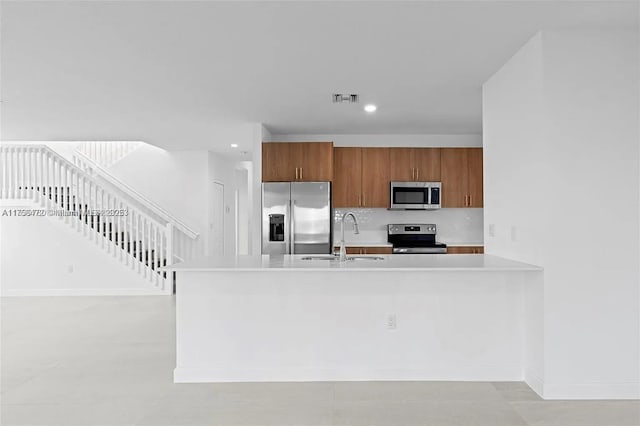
top-left (339, 211), bottom-right (359, 262)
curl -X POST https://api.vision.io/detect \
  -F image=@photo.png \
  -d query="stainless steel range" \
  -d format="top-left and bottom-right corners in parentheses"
top-left (387, 224), bottom-right (447, 254)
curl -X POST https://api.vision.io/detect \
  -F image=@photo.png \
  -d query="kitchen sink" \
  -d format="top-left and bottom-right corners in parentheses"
top-left (346, 256), bottom-right (385, 261)
top-left (300, 255), bottom-right (385, 261)
top-left (300, 255), bottom-right (339, 261)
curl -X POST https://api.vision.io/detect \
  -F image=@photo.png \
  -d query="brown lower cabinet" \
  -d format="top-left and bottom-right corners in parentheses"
top-left (447, 246), bottom-right (484, 254)
top-left (334, 246), bottom-right (393, 255)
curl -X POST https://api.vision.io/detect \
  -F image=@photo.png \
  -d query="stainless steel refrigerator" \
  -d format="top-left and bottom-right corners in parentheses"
top-left (262, 182), bottom-right (332, 255)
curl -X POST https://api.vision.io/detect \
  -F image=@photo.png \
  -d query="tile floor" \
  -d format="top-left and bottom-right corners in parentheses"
top-left (1, 296), bottom-right (638, 426)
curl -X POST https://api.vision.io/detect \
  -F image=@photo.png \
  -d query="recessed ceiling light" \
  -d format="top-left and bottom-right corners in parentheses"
top-left (364, 104), bottom-right (377, 113)
top-left (230, 143), bottom-right (238, 148)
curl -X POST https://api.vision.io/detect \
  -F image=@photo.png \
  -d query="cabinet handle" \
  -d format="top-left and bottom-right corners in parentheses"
top-left (295, 168), bottom-right (298, 180)
top-left (362, 193), bottom-right (366, 207)
top-left (358, 194), bottom-right (361, 207)
top-left (464, 195), bottom-right (468, 206)
top-left (300, 167), bottom-right (303, 180)
top-left (469, 195), bottom-right (472, 206)
top-left (416, 168), bottom-right (419, 180)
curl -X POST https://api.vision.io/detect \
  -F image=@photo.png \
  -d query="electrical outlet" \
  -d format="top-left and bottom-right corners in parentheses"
top-left (67, 265), bottom-right (74, 273)
top-left (488, 224), bottom-right (495, 237)
top-left (386, 314), bottom-right (397, 330)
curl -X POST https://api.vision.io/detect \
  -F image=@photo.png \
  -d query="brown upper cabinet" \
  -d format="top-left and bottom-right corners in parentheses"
top-left (333, 147), bottom-right (390, 208)
top-left (440, 148), bottom-right (483, 208)
top-left (262, 142), bottom-right (333, 182)
top-left (390, 148), bottom-right (441, 181)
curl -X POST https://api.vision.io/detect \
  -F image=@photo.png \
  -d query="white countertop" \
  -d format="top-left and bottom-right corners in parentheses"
top-left (164, 254), bottom-right (541, 272)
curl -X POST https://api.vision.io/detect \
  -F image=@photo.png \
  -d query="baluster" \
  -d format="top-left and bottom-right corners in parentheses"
top-left (70, 170), bottom-right (76, 229)
top-left (62, 164), bottom-right (68, 223)
top-left (159, 228), bottom-right (165, 289)
top-left (25, 148), bottom-right (30, 198)
top-left (1, 147), bottom-right (5, 198)
top-left (141, 218), bottom-right (147, 278)
top-left (130, 209), bottom-right (135, 266)
top-left (35, 148), bottom-right (41, 203)
top-left (112, 195), bottom-right (117, 251)
top-left (41, 151), bottom-right (47, 202)
top-left (135, 213), bottom-right (141, 272)
top-left (100, 188), bottom-right (106, 248)
top-left (104, 193), bottom-right (110, 252)
top-left (147, 219), bottom-right (153, 281)
top-left (10, 147), bottom-right (15, 199)
top-left (80, 175), bottom-right (85, 228)
top-left (29, 148), bottom-right (35, 199)
top-left (118, 200), bottom-right (123, 260)
top-left (53, 156), bottom-right (58, 205)
top-left (153, 224), bottom-right (159, 286)
top-left (124, 204), bottom-right (130, 266)
top-left (18, 148), bottom-right (23, 198)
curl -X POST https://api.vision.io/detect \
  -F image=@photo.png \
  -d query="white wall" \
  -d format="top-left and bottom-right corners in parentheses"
top-left (269, 134), bottom-right (481, 147)
top-left (249, 124), bottom-right (268, 255)
top-left (108, 144), bottom-right (209, 255)
top-left (0, 200), bottom-right (161, 296)
top-left (333, 208), bottom-right (483, 246)
top-left (483, 29), bottom-right (639, 399)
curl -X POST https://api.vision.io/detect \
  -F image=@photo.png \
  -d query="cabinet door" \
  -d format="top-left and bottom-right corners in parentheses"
top-left (447, 246), bottom-right (474, 254)
top-left (447, 246), bottom-right (484, 254)
top-left (333, 148), bottom-right (362, 208)
top-left (441, 148), bottom-right (469, 207)
top-left (262, 143), bottom-right (295, 182)
top-left (298, 142), bottom-right (333, 182)
top-left (364, 247), bottom-right (393, 255)
top-left (415, 148), bottom-right (441, 181)
top-left (361, 148), bottom-right (390, 208)
top-left (467, 148), bottom-right (483, 207)
top-left (389, 148), bottom-right (415, 181)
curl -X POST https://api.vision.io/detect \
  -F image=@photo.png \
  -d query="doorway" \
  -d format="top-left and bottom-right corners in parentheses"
top-left (209, 181), bottom-right (225, 256)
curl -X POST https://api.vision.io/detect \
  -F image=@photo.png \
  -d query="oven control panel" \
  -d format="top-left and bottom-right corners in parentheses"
top-left (388, 224), bottom-right (437, 235)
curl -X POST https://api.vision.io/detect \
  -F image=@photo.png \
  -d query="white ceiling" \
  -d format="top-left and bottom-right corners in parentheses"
top-left (1, 1), bottom-right (637, 149)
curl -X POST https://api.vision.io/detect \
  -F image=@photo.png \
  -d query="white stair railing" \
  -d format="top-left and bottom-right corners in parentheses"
top-left (0, 145), bottom-right (199, 293)
top-left (72, 148), bottom-right (199, 243)
top-left (75, 141), bottom-right (141, 169)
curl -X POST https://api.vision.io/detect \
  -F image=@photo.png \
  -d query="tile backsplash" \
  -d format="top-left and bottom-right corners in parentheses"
top-left (333, 208), bottom-right (484, 245)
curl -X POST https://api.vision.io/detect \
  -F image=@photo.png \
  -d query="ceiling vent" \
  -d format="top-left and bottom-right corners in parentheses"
top-left (333, 94), bottom-right (359, 103)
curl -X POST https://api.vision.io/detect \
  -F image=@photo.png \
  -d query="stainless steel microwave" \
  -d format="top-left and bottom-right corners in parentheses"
top-left (390, 182), bottom-right (441, 210)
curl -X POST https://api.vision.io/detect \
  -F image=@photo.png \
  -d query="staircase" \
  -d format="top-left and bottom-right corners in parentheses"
top-left (0, 144), bottom-right (199, 294)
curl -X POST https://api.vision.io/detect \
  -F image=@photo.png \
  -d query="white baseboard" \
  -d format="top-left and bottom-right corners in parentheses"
top-left (524, 368), bottom-right (544, 398)
top-left (542, 382), bottom-right (640, 400)
top-left (2, 288), bottom-right (169, 297)
top-left (174, 365), bottom-right (523, 383)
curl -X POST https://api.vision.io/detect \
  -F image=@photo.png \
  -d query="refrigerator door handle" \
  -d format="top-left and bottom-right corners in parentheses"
top-left (290, 200), bottom-right (295, 254)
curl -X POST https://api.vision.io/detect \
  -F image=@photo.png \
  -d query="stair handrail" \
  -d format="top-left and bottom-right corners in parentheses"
top-left (72, 148), bottom-right (199, 240)
top-left (1, 144), bottom-right (167, 230)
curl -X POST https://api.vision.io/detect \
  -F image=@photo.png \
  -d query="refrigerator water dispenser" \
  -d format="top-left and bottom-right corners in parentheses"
top-left (269, 214), bottom-right (285, 241)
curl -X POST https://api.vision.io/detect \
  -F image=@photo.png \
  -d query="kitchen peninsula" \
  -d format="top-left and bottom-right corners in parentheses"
top-left (168, 254), bottom-right (543, 385)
